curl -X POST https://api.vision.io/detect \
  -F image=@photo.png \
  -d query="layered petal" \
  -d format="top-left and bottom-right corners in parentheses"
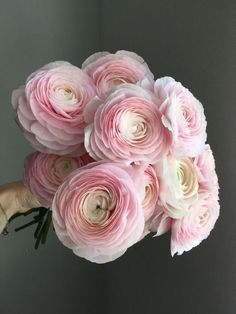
top-left (154, 77), bottom-right (207, 157)
top-left (82, 50), bottom-right (154, 98)
top-left (171, 190), bottom-right (219, 256)
top-left (24, 152), bottom-right (93, 207)
top-left (84, 84), bottom-right (172, 164)
top-left (154, 156), bottom-right (199, 219)
top-left (12, 61), bottom-right (96, 155)
top-left (52, 162), bottom-right (146, 263)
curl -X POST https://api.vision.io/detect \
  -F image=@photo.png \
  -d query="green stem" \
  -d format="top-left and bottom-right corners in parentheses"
top-left (41, 211), bottom-right (52, 244)
top-left (15, 219), bottom-right (39, 232)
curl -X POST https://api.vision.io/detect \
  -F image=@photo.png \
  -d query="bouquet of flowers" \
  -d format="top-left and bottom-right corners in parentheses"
top-left (3, 50), bottom-right (219, 263)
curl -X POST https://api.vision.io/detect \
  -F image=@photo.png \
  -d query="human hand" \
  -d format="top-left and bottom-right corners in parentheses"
top-left (0, 181), bottom-right (41, 234)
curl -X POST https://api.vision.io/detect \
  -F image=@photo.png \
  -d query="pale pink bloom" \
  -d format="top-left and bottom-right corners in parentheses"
top-left (154, 77), bottom-right (207, 157)
top-left (194, 144), bottom-right (219, 195)
top-left (84, 84), bottom-right (172, 164)
top-left (171, 145), bottom-right (219, 256)
top-left (142, 165), bottom-right (159, 222)
top-left (24, 152), bottom-right (93, 207)
top-left (12, 61), bottom-right (96, 156)
top-left (139, 164), bottom-right (160, 239)
top-left (171, 190), bottom-right (219, 256)
top-left (82, 50), bottom-right (154, 98)
top-left (52, 162), bottom-right (146, 263)
top-left (149, 206), bottom-right (172, 236)
top-left (154, 155), bottom-right (199, 219)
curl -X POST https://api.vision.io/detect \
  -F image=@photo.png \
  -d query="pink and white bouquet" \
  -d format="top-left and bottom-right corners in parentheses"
top-left (11, 50), bottom-right (219, 263)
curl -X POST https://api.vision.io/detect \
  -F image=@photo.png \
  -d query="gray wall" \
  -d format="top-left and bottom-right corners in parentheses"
top-left (101, 1), bottom-right (236, 313)
top-left (0, 1), bottom-right (105, 314)
top-left (0, 0), bottom-right (236, 313)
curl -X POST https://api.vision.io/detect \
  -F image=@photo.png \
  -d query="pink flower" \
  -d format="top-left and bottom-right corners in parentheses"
top-left (82, 50), bottom-right (154, 98)
top-left (52, 162), bottom-right (145, 263)
top-left (24, 152), bottom-right (93, 207)
top-left (12, 61), bottom-right (96, 156)
top-left (171, 190), bottom-right (219, 256)
top-left (194, 144), bottom-right (219, 195)
top-left (154, 155), bottom-right (199, 219)
top-left (142, 165), bottom-right (159, 222)
top-left (149, 206), bottom-right (172, 236)
top-left (84, 84), bottom-right (172, 164)
top-left (154, 77), bottom-right (207, 157)
top-left (171, 145), bottom-right (219, 255)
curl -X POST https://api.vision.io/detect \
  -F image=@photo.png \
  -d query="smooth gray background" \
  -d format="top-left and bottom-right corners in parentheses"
top-left (0, 0), bottom-right (235, 313)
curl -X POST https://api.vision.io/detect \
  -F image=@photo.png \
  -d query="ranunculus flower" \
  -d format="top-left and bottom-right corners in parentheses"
top-left (142, 165), bottom-right (159, 222)
top-left (154, 155), bottom-right (199, 219)
top-left (52, 162), bottom-right (145, 263)
top-left (149, 206), bottom-right (172, 236)
top-left (24, 152), bottom-right (93, 207)
top-left (12, 61), bottom-right (96, 156)
top-left (170, 144), bottom-right (219, 256)
top-left (154, 77), bottom-right (207, 157)
top-left (82, 50), bottom-right (154, 98)
top-left (84, 84), bottom-right (172, 164)
top-left (171, 190), bottom-right (219, 256)
top-left (194, 144), bottom-right (219, 195)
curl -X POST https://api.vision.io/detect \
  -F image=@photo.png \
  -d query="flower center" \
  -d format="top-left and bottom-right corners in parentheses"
top-left (180, 106), bottom-right (192, 133)
top-left (82, 190), bottom-right (114, 224)
top-left (58, 87), bottom-right (76, 101)
top-left (120, 112), bottom-right (147, 140)
top-left (176, 158), bottom-right (198, 199)
top-left (54, 157), bottom-right (77, 180)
